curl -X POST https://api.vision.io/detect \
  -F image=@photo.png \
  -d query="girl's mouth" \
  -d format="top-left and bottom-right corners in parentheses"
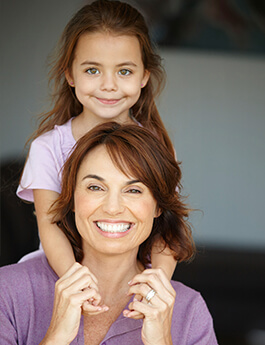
top-left (96, 98), bottom-right (120, 105)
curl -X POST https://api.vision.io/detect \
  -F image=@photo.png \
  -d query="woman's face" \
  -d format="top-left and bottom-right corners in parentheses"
top-left (73, 145), bottom-right (159, 259)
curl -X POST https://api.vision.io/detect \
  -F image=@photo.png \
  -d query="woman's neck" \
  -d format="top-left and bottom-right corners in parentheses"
top-left (81, 250), bottom-right (143, 305)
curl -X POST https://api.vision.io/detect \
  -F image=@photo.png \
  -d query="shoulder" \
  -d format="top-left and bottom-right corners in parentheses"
top-left (171, 280), bottom-right (200, 296)
top-left (32, 118), bottom-right (75, 151)
top-left (0, 253), bottom-right (58, 344)
top-left (170, 281), bottom-right (218, 344)
top-left (171, 279), bottom-right (211, 317)
top-left (0, 252), bottom-right (57, 295)
top-left (171, 280), bottom-right (203, 310)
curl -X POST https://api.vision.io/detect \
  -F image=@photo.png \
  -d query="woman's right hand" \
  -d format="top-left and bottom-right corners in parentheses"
top-left (40, 263), bottom-right (108, 345)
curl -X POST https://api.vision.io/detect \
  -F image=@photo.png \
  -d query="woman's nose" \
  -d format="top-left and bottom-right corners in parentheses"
top-left (100, 72), bottom-right (118, 92)
top-left (102, 192), bottom-right (125, 215)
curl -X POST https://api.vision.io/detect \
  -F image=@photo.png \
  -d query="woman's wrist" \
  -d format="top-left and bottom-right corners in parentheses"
top-left (39, 330), bottom-right (71, 345)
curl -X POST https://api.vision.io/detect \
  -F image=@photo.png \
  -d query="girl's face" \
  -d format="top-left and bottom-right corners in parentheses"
top-left (66, 32), bottom-right (150, 125)
top-left (74, 145), bottom-right (159, 261)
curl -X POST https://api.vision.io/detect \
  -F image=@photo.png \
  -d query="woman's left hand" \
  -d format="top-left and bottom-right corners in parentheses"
top-left (123, 268), bottom-right (175, 345)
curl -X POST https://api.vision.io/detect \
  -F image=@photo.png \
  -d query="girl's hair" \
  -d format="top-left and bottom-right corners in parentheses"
top-left (50, 122), bottom-right (195, 267)
top-left (30, 0), bottom-right (174, 156)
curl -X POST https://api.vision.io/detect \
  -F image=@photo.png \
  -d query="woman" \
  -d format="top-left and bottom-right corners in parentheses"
top-left (0, 123), bottom-right (218, 345)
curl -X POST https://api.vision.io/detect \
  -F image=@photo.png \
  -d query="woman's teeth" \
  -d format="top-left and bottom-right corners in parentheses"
top-left (96, 222), bottom-right (131, 233)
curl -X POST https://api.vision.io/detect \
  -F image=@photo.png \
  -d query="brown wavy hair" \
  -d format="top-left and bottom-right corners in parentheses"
top-left (28, 0), bottom-right (173, 156)
top-left (50, 122), bottom-right (195, 267)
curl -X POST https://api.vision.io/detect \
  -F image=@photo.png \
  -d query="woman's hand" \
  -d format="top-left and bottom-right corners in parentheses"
top-left (123, 268), bottom-right (175, 345)
top-left (41, 263), bottom-right (108, 345)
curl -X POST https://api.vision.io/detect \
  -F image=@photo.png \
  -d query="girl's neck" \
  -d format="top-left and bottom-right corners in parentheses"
top-left (71, 110), bottom-right (134, 141)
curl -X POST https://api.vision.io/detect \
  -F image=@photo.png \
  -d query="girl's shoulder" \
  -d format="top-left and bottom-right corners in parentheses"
top-left (34, 118), bottom-right (75, 146)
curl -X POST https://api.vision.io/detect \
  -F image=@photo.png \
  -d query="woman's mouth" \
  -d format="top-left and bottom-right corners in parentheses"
top-left (96, 221), bottom-right (131, 233)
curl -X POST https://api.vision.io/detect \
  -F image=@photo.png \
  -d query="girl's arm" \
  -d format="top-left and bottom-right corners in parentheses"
top-left (151, 239), bottom-right (177, 280)
top-left (34, 189), bottom-right (76, 277)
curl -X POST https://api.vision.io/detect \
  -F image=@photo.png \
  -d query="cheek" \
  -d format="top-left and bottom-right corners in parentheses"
top-left (135, 200), bottom-right (157, 223)
top-left (74, 193), bottom-right (95, 219)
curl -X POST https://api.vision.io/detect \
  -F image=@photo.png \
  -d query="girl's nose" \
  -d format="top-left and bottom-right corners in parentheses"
top-left (102, 192), bottom-right (125, 215)
top-left (100, 73), bottom-right (118, 92)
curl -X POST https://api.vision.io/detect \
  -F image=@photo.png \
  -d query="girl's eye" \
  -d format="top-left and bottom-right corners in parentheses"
top-left (119, 69), bottom-right (131, 76)
top-left (86, 68), bottom-right (99, 75)
top-left (88, 185), bottom-right (103, 191)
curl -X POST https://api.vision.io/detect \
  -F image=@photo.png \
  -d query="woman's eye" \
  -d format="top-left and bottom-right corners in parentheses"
top-left (86, 68), bottom-right (99, 75)
top-left (88, 185), bottom-right (103, 191)
top-left (127, 188), bottom-right (141, 194)
top-left (119, 69), bottom-right (131, 76)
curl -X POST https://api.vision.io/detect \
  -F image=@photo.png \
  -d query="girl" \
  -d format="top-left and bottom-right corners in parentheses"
top-left (17, 0), bottom-right (178, 285)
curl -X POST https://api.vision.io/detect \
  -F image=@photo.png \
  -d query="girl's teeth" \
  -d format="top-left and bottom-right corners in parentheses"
top-left (97, 222), bottom-right (130, 233)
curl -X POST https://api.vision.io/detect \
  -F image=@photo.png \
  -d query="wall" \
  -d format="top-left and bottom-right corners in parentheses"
top-left (1, 1), bottom-right (265, 250)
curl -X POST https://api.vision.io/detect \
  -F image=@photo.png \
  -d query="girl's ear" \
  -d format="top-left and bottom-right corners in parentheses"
top-left (65, 69), bottom-right (74, 87)
top-left (141, 70), bottom-right (150, 88)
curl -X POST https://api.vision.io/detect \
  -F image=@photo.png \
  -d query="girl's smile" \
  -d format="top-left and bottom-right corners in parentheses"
top-left (66, 32), bottom-right (150, 125)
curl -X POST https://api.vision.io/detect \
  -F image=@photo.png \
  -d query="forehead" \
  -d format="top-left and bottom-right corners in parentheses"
top-left (74, 32), bottom-right (143, 63)
top-left (77, 145), bottom-right (134, 180)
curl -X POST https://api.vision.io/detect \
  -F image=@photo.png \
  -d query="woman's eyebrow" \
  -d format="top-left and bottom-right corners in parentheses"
top-left (82, 175), bottom-right (140, 185)
top-left (125, 179), bottom-right (140, 186)
top-left (82, 174), bottom-right (104, 181)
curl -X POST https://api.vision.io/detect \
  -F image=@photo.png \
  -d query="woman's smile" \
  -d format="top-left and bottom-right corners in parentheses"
top-left (95, 221), bottom-right (134, 238)
top-left (96, 221), bottom-right (132, 233)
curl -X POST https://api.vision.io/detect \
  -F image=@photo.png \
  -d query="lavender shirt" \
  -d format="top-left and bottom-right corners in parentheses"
top-left (17, 118), bottom-right (75, 202)
top-left (0, 252), bottom-right (218, 345)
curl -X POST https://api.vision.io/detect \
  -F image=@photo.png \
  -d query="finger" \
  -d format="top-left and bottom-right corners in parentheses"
top-left (59, 263), bottom-right (98, 287)
top-left (130, 268), bottom-right (173, 293)
top-left (129, 270), bottom-right (176, 302)
top-left (123, 309), bottom-right (144, 319)
top-left (82, 301), bottom-right (109, 315)
top-left (57, 266), bottom-right (99, 296)
top-left (128, 283), bottom-right (160, 306)
top-left (62, 273), bottom-right (99, 298)
top-left (126, 300), bottom-right (158, 318)
top-left (59, 262), bottom-right (83, 280)
top-left (133, 293), bottom-right (143, 302)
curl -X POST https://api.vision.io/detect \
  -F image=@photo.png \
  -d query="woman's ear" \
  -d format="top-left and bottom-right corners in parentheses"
top-left (65, 69), bottom-right (75, 87)
top-left (141, 70), bottom-right (150, 88)
top-left (154, 207), bottom-right (162, 218)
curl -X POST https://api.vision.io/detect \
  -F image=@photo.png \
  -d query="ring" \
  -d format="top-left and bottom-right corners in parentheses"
top-left (145, 288), bottom-right (156, 303)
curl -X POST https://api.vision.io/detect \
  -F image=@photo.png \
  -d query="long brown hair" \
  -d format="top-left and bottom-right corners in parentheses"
top-left (29, 0), bottom-right (174, 156)
top-left (50, 122), bottom-right (195, 267)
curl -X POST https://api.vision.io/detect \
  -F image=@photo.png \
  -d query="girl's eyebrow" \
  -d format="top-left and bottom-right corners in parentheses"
top-left (81, 61), bottom-right (101, 66)
top-left (116, 62), bottom-right (137, 67)
top-left (80, 60), bottom-right (137, 67)
top-left (82, 174), bottom-right (140, 185)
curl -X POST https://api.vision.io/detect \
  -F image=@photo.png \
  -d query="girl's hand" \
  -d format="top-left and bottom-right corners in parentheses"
top-left (41, 263), bottom-right (108, 345)
top-left (123, 268), bottom-right (175, 345)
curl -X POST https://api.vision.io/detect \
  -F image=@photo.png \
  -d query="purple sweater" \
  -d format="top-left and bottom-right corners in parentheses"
top-left (0, 253), bottom-right (218, 344)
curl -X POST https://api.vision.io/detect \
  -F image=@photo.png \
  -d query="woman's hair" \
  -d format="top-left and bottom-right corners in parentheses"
top-left (50, 122), bottom-right (195, 267)
top-left (30, 0), bottom-right (174, 156)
